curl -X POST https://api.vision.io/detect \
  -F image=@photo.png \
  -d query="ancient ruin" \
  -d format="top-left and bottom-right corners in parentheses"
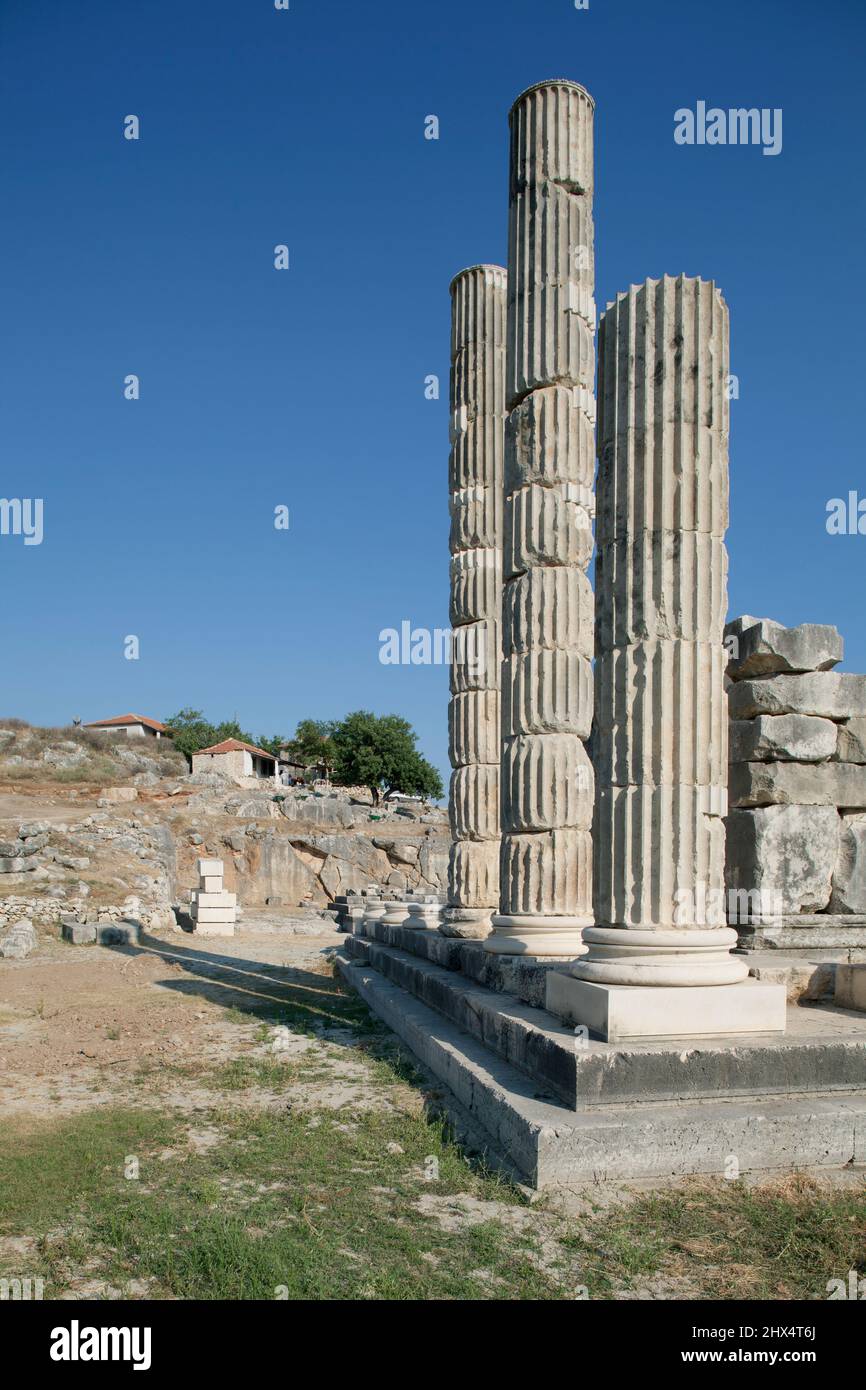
top-left (190, 857), bottom-right (237, 937)
top-left (486, 80), bottom-right (597, 956)
top-left (335, 77), bottom-right (866, 1188)
top-left (444, 265), bottom-right (506, 938)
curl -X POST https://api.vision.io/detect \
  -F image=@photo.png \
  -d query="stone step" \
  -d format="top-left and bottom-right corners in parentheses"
top-left (343, 933), bottom-right (866, 1110)
top-left (336, 950), bottom-right (866, 1188)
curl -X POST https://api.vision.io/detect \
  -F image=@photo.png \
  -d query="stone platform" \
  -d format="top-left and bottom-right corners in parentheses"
top-left (336, 921), bottom-right (866, 1188)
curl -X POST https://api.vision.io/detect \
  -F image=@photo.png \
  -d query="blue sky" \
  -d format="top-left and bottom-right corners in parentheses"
top-left (1, 0), bottom-right (864, 787)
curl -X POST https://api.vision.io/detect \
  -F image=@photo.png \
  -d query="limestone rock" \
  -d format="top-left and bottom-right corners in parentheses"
top-left (725, 617), bottom-right (843, 680)
top-left (729, 715), bottom-right (837, 764)
top-left (836, 719), bottom-right (866, 764)
top-left (830, 813), bottom-right (866, 914)
top-left (728, 672), bottom-right (866, 722)
top-left (0, 919), bottom-right (36, 959)
top-left (726, 805), bottom-right (839, 915)
top-left (729, 760), bottom-right (866, 810)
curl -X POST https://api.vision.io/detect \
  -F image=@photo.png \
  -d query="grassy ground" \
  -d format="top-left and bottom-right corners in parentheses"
top-left (1, 959), bottom-right (863, 1301)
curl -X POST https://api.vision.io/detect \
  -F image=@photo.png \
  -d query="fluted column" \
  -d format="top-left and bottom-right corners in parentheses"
top-left (486, 80), bottom-right (596, 956)
top-left (443, 266), bottom-right (506, 938)
top-left (572, 274), bottom-right (742, 986)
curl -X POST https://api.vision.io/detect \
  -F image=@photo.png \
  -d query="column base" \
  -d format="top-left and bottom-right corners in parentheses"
top-left (547, 974), bottom-right (787, 1041)
top-left (439, 907), bottom-right (493, 939)
top-left (572, 926), bottom-right (749, 986)
top-left (484, 914), bottom-right (590, 957)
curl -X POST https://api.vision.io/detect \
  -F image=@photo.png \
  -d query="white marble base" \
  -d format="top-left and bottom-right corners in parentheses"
top-left (546, 973), bottom-right (787, 1042)
top-left (484, 914), bottom-right (590, 956)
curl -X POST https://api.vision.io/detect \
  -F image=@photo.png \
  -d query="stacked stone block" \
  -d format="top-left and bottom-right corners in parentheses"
top-left (445, 265), bottom-right (507, 938)
top-left (190, 857), bottom-right (237, 937)
top-left (486, 79), bottom-right (597, 956)
top-left (726, 618), bottom-right (866, 937)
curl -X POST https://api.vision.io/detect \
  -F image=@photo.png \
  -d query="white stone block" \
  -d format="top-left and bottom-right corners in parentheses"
top-left (835, 964), bottom-right (866, 1012)
top-left (546, 973), bottom-right (787, 1041)
top-left (193, 890), bottom-right (236, 909)
top-left (196, 858), bottom-right (223, 878)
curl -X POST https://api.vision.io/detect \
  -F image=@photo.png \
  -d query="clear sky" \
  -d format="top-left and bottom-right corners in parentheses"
top-left (1, 0), bottom-right (864, 787)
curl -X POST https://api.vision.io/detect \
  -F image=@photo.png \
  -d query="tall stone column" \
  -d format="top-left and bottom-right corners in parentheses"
top-left (443, 265), bottom-right (507, 938)
top-left (485, 80), bottom-right (596, 956)
top-left (550, 275), bottom-right (785, 1038)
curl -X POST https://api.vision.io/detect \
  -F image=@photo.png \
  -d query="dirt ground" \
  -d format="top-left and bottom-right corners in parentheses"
top-left (0, 922), bottom-right (363, 1119)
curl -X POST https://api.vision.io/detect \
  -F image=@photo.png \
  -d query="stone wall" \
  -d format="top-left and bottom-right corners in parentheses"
top-left (725, 617), bottom-right (866, 951)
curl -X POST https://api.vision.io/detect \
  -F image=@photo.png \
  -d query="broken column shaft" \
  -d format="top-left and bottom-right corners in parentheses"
top-left (486, 80), bottom-right (596, 955)
top-left (443, 265), bottom-right (507, 937)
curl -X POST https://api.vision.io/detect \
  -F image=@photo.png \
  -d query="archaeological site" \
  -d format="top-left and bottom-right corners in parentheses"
top-left (2, 0), bottom-right (864, 1336)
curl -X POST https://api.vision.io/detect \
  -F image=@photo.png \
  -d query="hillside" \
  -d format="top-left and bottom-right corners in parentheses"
top-left (0, 721), bottom-right (449, 940)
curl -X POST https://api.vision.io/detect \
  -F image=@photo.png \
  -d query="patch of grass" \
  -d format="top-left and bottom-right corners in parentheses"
top-left (0, 1104), bottom-right (563, 1300)
top-left (564, 1174), bottom-right (866, 1300)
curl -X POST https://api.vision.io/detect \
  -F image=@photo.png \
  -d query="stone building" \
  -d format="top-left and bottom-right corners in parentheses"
top-left (191, 738), bottom-right (278, 783)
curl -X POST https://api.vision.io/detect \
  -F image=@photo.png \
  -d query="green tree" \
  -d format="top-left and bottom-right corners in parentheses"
top-left (283, 718), bottom-right (339, 778)
top-left (164, 709), bottom-right (256, 764)
top-left (330, 710), bottom-right (444, 805)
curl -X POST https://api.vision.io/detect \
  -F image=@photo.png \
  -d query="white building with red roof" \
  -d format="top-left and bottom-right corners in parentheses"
top-left (83, 713), bottom-right (171, 741)
top-left (191, 738), bottom-right (278, 783)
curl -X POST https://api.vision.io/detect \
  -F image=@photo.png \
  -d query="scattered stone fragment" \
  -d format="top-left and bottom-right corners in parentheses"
top-left (0, 919), bottom-right (37, 959)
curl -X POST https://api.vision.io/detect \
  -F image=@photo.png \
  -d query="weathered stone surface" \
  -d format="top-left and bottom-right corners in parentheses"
top-left (0, 919), bottom-right (36, 958)
top-left (244, 836), bottom-right (327, 907)
top-left (448, 619), bottom-right (499, 693)
top-left (729, 714), bottom-right (837, 764)
top-left (595, 640), bottom-right (727, 788)
top-left (448, 839), bottom-right (499, 909)
top-left (446, 266), bottom-right (506, 934)
top-left (835, 964), bottom-right (866, 1012)
top-left (449, 549), bottom-right (501, 624)
top-left (830, 813), bottom-right (866, 914)
top-left (595, 278), bottom-right (729, 540)
top-left (836, 719), bottom-right (866, 764)
top-left (725, 805), bottom-right (839, 914)
top-left (448, 690), bottom-right (499, 767)
top-left (449, 766), bottom-right (500, 841)
top-left (505, 485), bottom-right (594, 577)
top-left (501, 650), bottom-right (593, 738)
top-left (597, 533), bottom-right (728, 646)
top-left (501, 734), bottom-right (593, 833)
top-left (0, 857), bottom-right (35, 873)
top-left (449, 485), bottom-right (502, 551)
top-left (573, 275), bottom-right (747, 1008)
top-left (595, 785), bottom-right (727, 929)
top-left (502, 565), bottom-right (593, 658)
top-left (728, 672), bottom-right (866, 722)
top-left (491, 80), bottom-right (596, 953)
top-left (61, 920), bottom-right (97, 945)
top-left (499, 827), bottom-right (593, 917)
top-left (95, 920), bottom-right (140, 945)
top-left (730, 760), bottom-right (866, 810)
top-left (725, 617), bottom-right (843, 680)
